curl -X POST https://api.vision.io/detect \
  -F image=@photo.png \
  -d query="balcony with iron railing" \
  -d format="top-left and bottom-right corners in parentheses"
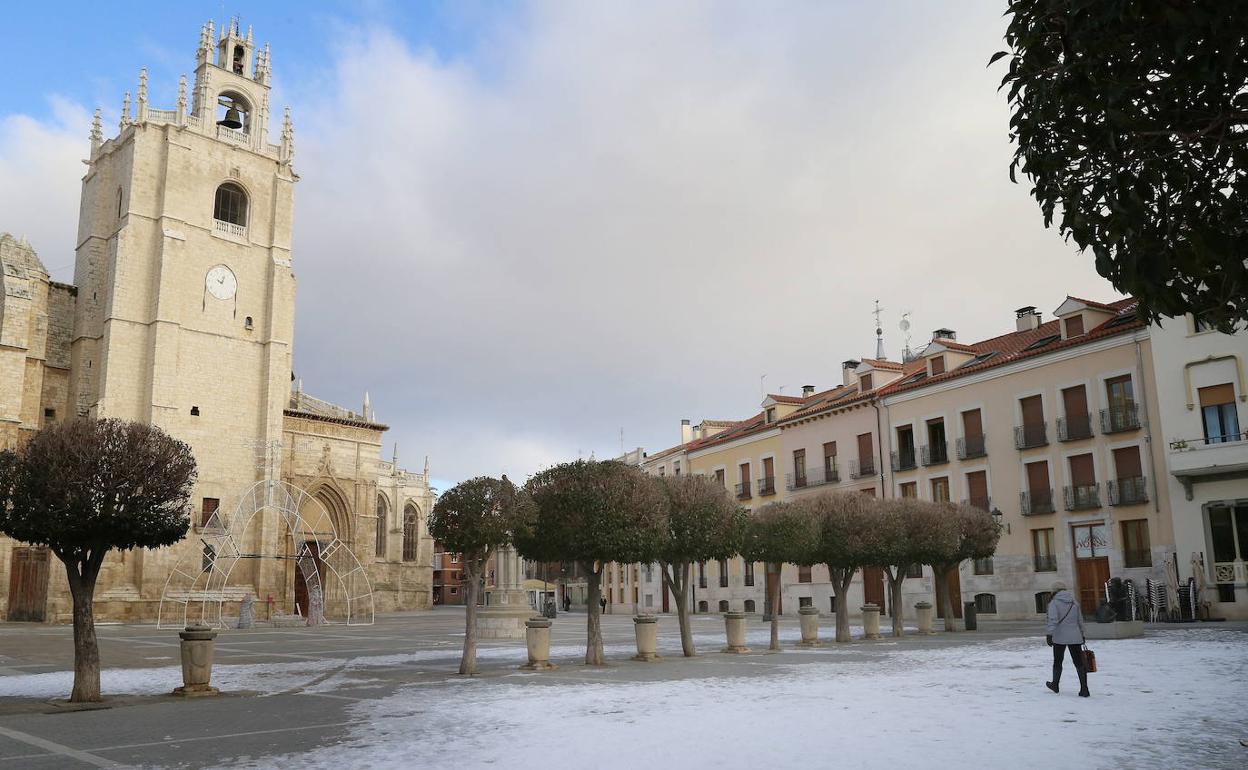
top-left (757, 476), bottom-right (777, 496)
top-left (956, 434), bottom-right (987, 460)
top-left (785, 465), bottom-right (840, 491)
top-left (1101, 403), bottom-right (1141, 433)
top-left (850, 458), bottom-right (875, 480)
top-left (1020, 488), bottom-right (1055, 515)
top-left (1169, 430), bottom-right (1248, 483)
top-left (891, 448), bottom-right (917, 472)
top-left (921, 442), bottom-right (948, 466)
top-left (1014, 422), bottom-right (1048, 449)
top-left (1057, 413), bottom-right (1094, 442)
top-left (735, 481), bottom-right (752, 500)
top-left (1064, 483), bottom-right (1101, 511)
top-left (1108, 476), bottom-right (1149, 506)
top-left (1033, 554), bottom-right (1058, 572)
top-left (963, 496), bottom-right (992, 512)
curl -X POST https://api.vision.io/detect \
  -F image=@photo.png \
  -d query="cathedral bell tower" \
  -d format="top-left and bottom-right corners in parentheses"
top-left (71, 19), bottom-right (298, 596)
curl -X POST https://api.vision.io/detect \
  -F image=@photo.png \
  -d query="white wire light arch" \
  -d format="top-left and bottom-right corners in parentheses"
top-left (158, 479), bottom-right (375, 629)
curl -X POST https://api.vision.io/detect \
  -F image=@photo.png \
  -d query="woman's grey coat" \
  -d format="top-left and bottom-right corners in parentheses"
top-left (1045, 589), bottom-right (1086, 644)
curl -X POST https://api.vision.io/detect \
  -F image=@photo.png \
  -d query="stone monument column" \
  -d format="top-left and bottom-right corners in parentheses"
top-left (477, 546), bottom-right (532, 639)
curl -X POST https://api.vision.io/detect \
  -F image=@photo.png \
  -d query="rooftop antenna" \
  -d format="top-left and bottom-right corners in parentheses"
top-left (619, 427), bottom-right (624, 457)
top-left (900, 312), bottom-right (914, 362)
top-left (873, 300), bottom-right (886, 360)
top-left (760, 374), bottom-right (767, 401)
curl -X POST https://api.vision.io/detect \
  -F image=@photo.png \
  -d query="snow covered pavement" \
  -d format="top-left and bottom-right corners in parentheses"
top-left (219, 628), bottom-right (1246, 770)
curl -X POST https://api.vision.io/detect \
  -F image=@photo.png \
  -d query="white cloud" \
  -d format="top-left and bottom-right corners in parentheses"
top-left (0, 98), bottom-right (92, 277)
top-left (0, 2), bottom-right (1121, 484)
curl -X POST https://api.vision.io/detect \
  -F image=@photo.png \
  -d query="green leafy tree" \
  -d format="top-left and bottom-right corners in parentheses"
top-left (809, 492), bottom-right (883, 643)
top-left (657, 475), bottom-right (747, 656)
top-left (514, 460), bottom-right (668, 665)
top-left (427, 476), bottom-right (521, 675)
top-left (929, 503), bottom-right (1002, 631)
top-left (743, 500), bottom-right (820, 651)
top-left (996, 1), bottom-right (1248, 330)
top-left (871, 499), bottom-right (956, 638)
top-left (0, 419), bottom-right (196, 702)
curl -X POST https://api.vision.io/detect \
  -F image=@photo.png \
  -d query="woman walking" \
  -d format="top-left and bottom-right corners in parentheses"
top-left (1045, 581), bottom-right (1090, 697)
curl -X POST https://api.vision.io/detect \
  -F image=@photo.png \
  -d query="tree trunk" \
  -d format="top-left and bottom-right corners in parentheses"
top-left (832, 569), bottom-right (852, 643)
top-left (664, 562), bottom-right (695, 657)
top-left (459, 561), bottom-right (481, 675)
top-left (886, 568), bottom-right (905, 638)
top-left (585, 564), bottom-right (604, 665)
top-left (768, 566), bottom-right (781, 651)
top-left (65, 563), bottom-right (101, 703)
top-left (934, 565), bottom-right (956, 632)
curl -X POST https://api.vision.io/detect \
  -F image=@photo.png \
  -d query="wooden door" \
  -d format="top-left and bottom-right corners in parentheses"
top-left (856, 433), bottom-right (873, 467)
top-left (7, 547), bottom-right (50, 622)
top-left (1072, 523), bottom-right (1110, 614)
top-left (961, 408), bottom-right (983, 439)
top-left (862, 566), bottom-right (885, 612)
top-left (966, 471), bottom-right (989, 510)
top-left (1021, 394), bottom-right (1044, 428)
top-left (1062, 385), bottom-right (1089, 423)
top-left (935, 565), bottom-right (963, 619)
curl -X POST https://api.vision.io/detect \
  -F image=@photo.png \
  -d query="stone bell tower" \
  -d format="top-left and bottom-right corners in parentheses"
top-left (69, 19), bottom-right (298, 608)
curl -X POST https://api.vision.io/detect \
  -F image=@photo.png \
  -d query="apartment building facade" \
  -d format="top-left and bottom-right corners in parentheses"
top-left (1149, 313), bottom-right (1248, 620)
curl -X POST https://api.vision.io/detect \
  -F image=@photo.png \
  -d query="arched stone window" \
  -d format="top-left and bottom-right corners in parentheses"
top-left (717, 599), bottom-right (729, 613)
top-left (697, 600), bottom-right (709, 613)
top-left (402, 504), bottom-right (419, 562)
top-left (744, 599), bottom-right (756, 613)
top-left (375, 496), bottom-right (388, 558)
top-left (974, 593), bottom-right (997, 614)
top-left (213, 182), bottom-right (248, 226)
top-left (1034, 591), bottom-right (1053, 614)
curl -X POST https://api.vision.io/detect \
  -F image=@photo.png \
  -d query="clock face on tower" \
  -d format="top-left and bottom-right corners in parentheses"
top-left (205, 265), bottom-right (237, 300)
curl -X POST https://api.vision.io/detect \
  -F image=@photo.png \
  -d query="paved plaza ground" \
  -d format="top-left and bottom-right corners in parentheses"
top-left (0, 608), bottom-right (1245, 768)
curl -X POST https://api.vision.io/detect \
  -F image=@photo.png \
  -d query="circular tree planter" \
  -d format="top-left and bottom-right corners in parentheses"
top-left (632, 615), bottom-right (661, 662)
top-left (520, 616), bottom-right (557, 671)
top-left (722, 611), bottom-right (750, 654)
top-left (796, 605), bottom-right (822, 647)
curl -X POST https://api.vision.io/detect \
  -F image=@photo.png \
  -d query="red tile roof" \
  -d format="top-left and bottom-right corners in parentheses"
top-left (1065, 296), bottom-right (1120, 313)
top-left (765, 393), bottom-right (806, 404)
top-left (860, 358), bottom-right (904, 371)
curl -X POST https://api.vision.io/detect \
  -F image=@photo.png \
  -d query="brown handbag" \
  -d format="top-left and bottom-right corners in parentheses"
top-left (1082, 644), bottom-right (1097, 673)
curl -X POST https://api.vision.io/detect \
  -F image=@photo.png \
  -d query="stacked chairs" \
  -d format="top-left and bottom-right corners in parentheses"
top-left (1145, 577), bottom-right (1169, 623)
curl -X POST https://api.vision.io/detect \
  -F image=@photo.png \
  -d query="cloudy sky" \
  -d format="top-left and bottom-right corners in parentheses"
top-left (2, 1), bottom-right (1118, 489)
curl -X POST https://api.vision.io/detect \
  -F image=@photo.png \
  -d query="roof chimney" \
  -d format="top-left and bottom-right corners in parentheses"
top-left (802, 384), bottom-right (815, 397)
top-left (932, 328), bottom-right (956, 341)
top-left (680, 419), bottom-right (693, 445)
top-left (1015, 306), bottom-right (1042, 332)
top-left (842, 359), bottom-right (861, 388)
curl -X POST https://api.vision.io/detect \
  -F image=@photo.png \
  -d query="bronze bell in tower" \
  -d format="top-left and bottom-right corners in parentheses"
top-left (217, 107), bottom-right (243, 130)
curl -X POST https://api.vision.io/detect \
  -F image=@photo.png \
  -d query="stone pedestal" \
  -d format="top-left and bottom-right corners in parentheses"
top-left (238, 595), bottom-right (255, 630)
top-left (797, 606), bottom-right (822, 647)
top-left (478, 546), bottom-right (530, 640)
top-left (1084, 619), bottom-right (1144, 640)
top-left (722, 611), bottom-right (750, 654)
top-left (632, 615), bottom-right (660, 662)
top-left (915, 601), bottom-right (935, 635)
top-left (520, 616), bottom-right (556, 671)
top-left (860, 603), bottom-right (882, 640)
top-left (173, 624), bottom-right (220, 697)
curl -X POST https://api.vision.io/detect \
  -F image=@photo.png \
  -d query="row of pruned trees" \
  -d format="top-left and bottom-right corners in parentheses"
top-left (429, 459), bottom-right (1000, 674)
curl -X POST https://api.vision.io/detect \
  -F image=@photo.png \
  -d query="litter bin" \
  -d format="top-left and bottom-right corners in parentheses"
top-left (963, 602), bottom-right (977, 631)
top-left (543, 600), bottom-right (557, 619)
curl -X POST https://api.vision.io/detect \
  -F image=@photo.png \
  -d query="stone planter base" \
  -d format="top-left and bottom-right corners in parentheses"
top-left (478, 606), bottom-right (532, 640)
top-left (797, 606), bottom-right (822, 647)
top-left (914, 602), bottom-right (936, 635)
top-left (860, 603), bottom-right (882, 640)
top-left (172, 684), bottom-right (220, 698)
top-left (632, 615), bottom-right (661, 662)
top-left (520, 616), bottom-right (557, 671)
top-left (722, 611), bottom-right (750, 654)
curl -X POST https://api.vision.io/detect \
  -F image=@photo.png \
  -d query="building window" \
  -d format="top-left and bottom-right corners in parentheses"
top-left (1032, 528), bottom-right (1057, 572)
top-left (930, 477), bottom-right (950, 502)
top-left (906, 563), bottom-right (924, 579)
top-left (644, 563), bottom-right (653, 582)
top-left (744, 599), bottom-right (756, 613)
top-left (798, 565), bottom-right (812, 583)
top-left (645, 594), bottom-right (654, 608)
top-left (200, 497), bottom-right (220, 528)
top-left (830, 595), bottom-right (837, 613)
top-left (1192, 311), bottom-right (1217, 333)
top-left (673, 461), bottom-right (681, 476)
top-left (1121, 520), bottom-right (1152, 567)
top-left (718, 600), bottom-right (730, 612)
top-left (213, 182), bottom-right (248, 226)
top-left (1199, 384), bottom-right (1241, 443)
top-left (1034, 591), bottom-right (1053, 613)
top-left (1064, 314), bottom-right (1085, 338)
top-left (698, 600), bottom-right (709, 613)
top-left (792, 448), bottom-right (807, 487)
top-left (42, 407), bottom-right (56, 426)
top-left (860, 373), bottom-right (873, 391)
top-left (744, 561), bottom-right (755, 587)
top-left (718, 558), bottom-right (729, 587)
top-left (900, 481), bottom-right (917, 498)
top-left (799, 596), bottom-right (813, 608)
top-left (116, 187), bottom-right (124, 220)
top-left (973, 557), bottom-right (993, 575)
top-left (929, 355), bottom-right (945, 375)
top-left (765, 407), bottom-right (776, 423)
top-left (698, 561), bottom-right (707, 589)
top-left (450, 587), bottom-right (458, 595)
top-left (974, 593), bottom-right (997, 614)
top-left (190, 405), bottom-right (200, 416)
top-left (714, 468), bottom-right (725, 487)
top-left (201, 543), bottom-right (215, 573)
top-left (402, 505), bottom-right (419, 562)
top-left (375, 496), bottom-right (388, 558)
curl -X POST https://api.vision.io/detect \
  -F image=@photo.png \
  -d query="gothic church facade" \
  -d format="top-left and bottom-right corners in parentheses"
top-left (0, 21), bottom-right (433, 622)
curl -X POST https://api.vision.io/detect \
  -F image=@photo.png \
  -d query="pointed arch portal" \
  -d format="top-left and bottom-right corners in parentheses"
top-left (158, 480), bottom-right (374, 629)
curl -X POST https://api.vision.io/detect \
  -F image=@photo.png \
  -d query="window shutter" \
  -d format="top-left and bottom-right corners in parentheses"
top-left (1198, 383), bottom-right (1236, 407)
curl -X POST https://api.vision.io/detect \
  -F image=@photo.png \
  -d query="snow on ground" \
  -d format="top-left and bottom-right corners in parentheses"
top-left (0, 621), bottom-right (825, 700)
top-left (220, 629), bottom-right (1248, 770)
